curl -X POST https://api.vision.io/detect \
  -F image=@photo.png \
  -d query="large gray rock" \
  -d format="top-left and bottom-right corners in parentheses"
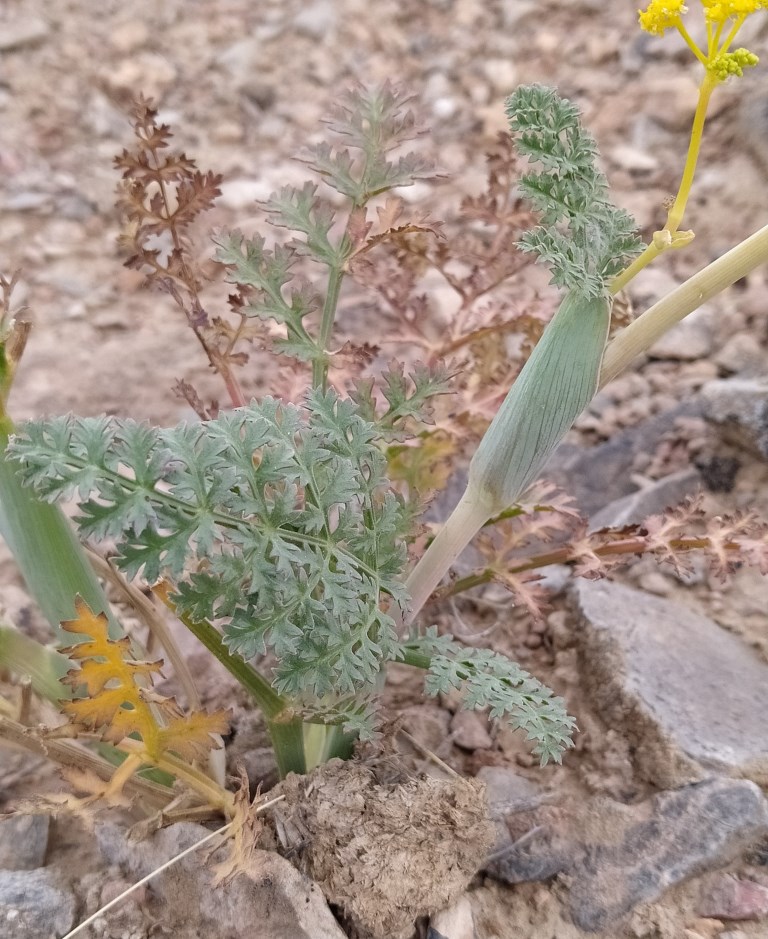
top-left (0, 868), bottom-right (75, 938)
top-left (487, 778), bottom-right (768, 933)
top-left (571, 579), bottom-right (768, 786)
top-left (568, 779), bottom-right (768, 932)
top-left (701, 377), bottom-right (768, 459)
top-left (97, 822), bottom-right (347, 939)
top-left (0, 815), bottom-right (49, 870)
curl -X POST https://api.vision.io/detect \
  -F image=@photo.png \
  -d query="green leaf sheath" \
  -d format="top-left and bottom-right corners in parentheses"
top-left (0, 417), bottom-right (120, 638)
top-left (469, 289), bottom-right (611, 512)
top-left (7, 392), bottom-right (412, 734)
top-left (405, 290), bottom-right (611, 621)
top-left (506, 84), bottom-right (642, 296)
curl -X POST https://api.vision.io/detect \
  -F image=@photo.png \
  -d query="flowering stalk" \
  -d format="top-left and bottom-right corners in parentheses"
top-left (612, 0), bottom-right (765, 293)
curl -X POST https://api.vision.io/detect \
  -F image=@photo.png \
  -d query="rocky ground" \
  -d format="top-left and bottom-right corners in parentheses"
top-left (2, 1), bottom-right (768, 937)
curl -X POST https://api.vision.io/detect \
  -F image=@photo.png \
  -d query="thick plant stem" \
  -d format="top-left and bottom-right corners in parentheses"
top-left (302, 722), bottom-right (355, 771)
top-left (161, 596), bottom-right (308, 776)
top-left (601, 221), bottom-right (768, 386)
top-left (404, 489), bottom-right (492, 626)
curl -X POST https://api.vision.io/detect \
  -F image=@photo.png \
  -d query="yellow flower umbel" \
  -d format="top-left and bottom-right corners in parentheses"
top-left (612, 0), bottom-right (767, 292)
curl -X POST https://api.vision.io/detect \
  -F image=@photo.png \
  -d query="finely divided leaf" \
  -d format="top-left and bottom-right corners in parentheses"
top-left (406, 629), bottom-right (575, 764)
top-left (10, 391), bottom-right (413, 724)
top-left (506, 84), bottom-right (642, 296)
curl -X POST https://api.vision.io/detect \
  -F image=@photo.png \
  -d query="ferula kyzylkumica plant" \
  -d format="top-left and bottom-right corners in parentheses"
top-left (4, 0), bottom-right (768, 791)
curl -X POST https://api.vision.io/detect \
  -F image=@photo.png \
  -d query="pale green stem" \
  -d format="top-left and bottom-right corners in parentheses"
top-left (312, 257), bottom-right (346, 390)
top-left (601, 221), bottom-right (768, 387)
top-left (302, 722), bottom-right (355, 771)
top-left (403, 488), bottom-right (493, 627)
top-left (169, 605), bottom-right (308, 776)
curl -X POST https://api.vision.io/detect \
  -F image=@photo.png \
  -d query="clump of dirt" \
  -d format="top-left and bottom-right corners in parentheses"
top-left (271, 757), bottom-right (494, 939)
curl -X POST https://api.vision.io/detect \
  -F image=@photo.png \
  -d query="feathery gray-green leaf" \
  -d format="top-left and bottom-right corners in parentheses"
top-left (506, 84), bottom-right (642, 296)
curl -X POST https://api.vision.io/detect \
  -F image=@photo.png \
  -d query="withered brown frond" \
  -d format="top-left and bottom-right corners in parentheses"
top-left (445, 493), bottom-right (768, 618)
top-left (114, 96), bottom-right (247, 409)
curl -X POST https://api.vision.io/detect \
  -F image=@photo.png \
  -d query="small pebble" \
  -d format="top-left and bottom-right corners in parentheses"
top-left (451, 710), bottom-right (493, 751)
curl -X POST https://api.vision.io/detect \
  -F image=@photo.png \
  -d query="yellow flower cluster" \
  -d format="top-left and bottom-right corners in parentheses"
top-left (638, 0), bottom-right (688, 35)
top-left (701, 0), bottom-right (768, 24)
top-left (639, 0), bottom-right (768, 34)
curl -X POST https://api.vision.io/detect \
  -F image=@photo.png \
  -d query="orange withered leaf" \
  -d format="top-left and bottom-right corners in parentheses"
top-left (59, 598), bottom-right (229, 765)
top-left (157, 706), bottom-right (230, 762)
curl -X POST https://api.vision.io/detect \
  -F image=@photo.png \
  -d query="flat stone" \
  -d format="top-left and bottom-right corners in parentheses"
top-left (450, 710), bottom-right (493, 751)
top-left (0, 868), bottom-right (75, 937)
top-left (488, 779), bottom-right (768, 932)
top-left (0, 815), bottom-right (49, 870)
top-left (701, 377), bottom-right (768, 459)
top-left (571, 579), bottom-right (768, 787)
top-left (589, 468), bottom-right (701, 530)
top-left (569, 780), bottom-right (768, 932)
top-left (696, 873), bottom-right (768, 920)
top-left (648, 305), bottom-right (716, 361)
top-left (97, 822), bottom-right (347, 939)
top-left (0, 17), bottom-right (49, 51)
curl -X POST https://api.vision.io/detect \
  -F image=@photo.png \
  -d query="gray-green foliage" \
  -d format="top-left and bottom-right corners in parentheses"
top-left (506, 84), bottom-right (642, 297)
top-left (213, 82), bottom-right (434, 375)
top-left (9, 392), bottom-right (408, 710)
top-left (406, 630), bottom-right (576, 766)
top-left (9, 387), bottom-right (574, 759)
top-left (5, 82), bottom-right (587, 762)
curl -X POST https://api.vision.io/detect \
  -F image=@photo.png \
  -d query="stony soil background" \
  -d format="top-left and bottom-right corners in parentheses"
top-left (3, 1), bottom-right (768, 938)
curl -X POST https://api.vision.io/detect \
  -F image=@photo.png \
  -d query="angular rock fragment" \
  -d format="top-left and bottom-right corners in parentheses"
top-left (0, 814), bottom-right (49, 870)
top-left (0, 868), bottom-right (75, 938)
top-left (97, 822), bottom-right (347, 939)
top-left (571, 579), bottom-right (768, 786)
top-left (567, 779), bottom-right (768, 932)
top-left (486, 778), bottom-right (768, 933)
top-left (701, 377), bottom-right (768, 459)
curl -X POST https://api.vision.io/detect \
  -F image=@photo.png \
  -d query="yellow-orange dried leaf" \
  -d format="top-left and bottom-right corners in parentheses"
top-left (157, 705), bottom-right (230, 762)
top-left (58, 597), bottom-right (227, 767)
